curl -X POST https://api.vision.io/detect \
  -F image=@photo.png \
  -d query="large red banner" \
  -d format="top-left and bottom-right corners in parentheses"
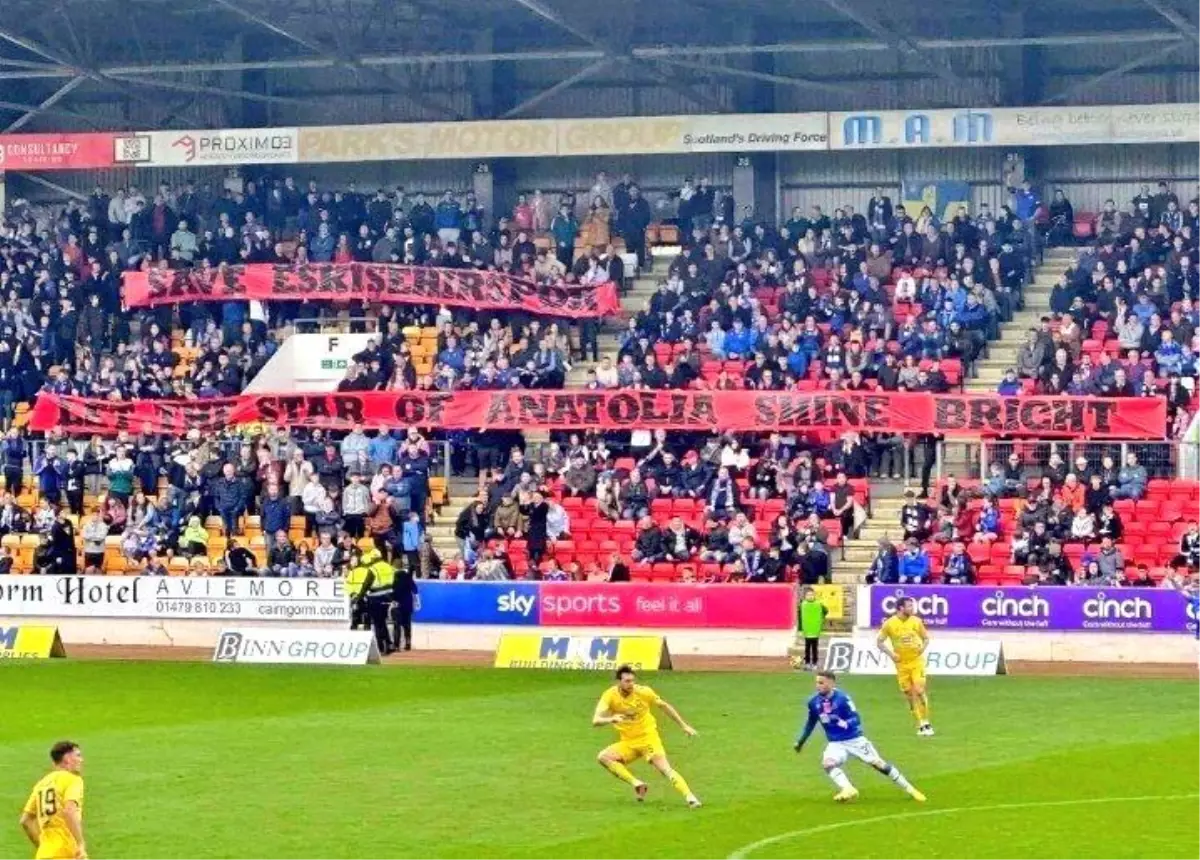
top-left (0, 133), bottom-right (116, 170)
top-left (29, 390), bottom-right (1168, 439)
top-left (539, 582), bottom-right (796, 630)
top-left (122, 263), bottom-right (620, 318)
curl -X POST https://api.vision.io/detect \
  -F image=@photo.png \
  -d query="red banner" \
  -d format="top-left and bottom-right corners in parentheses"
top-left (29, 390), bottom-right (1167, 439)
top-left (0, 133), bottom-right (116, 171)
top-left (122, 264), bottom-right (620, 318)
top-left (539, 582), bottom-right (796, 629)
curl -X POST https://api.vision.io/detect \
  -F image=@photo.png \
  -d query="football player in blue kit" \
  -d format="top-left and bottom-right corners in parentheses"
top-left (794, 671), bottom-right (927, 803)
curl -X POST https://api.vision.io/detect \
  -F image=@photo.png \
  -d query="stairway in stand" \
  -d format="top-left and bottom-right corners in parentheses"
top-left (428, 475), bottom-right (486, 562)
top-left (528, 254), bottom-right (673, 446)
top-left (436, 256), bottom-right (672, 561)
top-left (965, 246), bottom-right (1078, 393)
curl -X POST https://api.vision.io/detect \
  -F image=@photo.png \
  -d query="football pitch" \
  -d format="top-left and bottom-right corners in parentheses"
top-left (1, 662), bottom-right (1196, 859)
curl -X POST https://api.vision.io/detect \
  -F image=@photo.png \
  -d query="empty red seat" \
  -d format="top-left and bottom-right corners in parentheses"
top-left (651, 563), bottom-right (677, 581)
top-left (1134, 500), bottom-right (1160, 520)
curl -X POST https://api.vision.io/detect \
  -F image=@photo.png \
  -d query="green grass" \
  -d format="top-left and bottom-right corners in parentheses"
top-left (0, 663), bottom-right (1196, 859)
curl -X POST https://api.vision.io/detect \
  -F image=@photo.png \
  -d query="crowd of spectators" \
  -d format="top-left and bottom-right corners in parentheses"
top-left (865, 447), bottom-right (1199, 589)
top-left (448, 429), bottom-right (877, 582)
top-left (610, 187), bottom-right (1033, 395)
top-left (3, 168), bottom-right (1198, 585)
top-left (1004, 181), bottom-right (1199, 436)
top-left (0, 423), bottom-right (442, 578)
top-left (0, 170), bottom-right (650, 422)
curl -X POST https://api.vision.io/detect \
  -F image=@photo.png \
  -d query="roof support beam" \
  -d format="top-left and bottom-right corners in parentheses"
top-left (632, 31), bottom-right (1187, 56)
top-left (1139, 0), bottom-right (1200, 43)
top-left (1041, 41), bottom-right (1188, 104)
top-left (4, 75), bottom-right (87, 132)
top-left (501, 57), bottom-right (612, 118)
top-left (210, 0), bottom-right (331, 56)
top-left (815, 0), bottom-right (966, 93)
top-left (507, 0), bottom-right (607, 52)
top-left (656, 57), bottom-right (857, 96)
top-left (213, 0), bottom-right (462, 120)
top-left (0, 99), bottom-right (103, 128)
top-left (508, 0), bottom-right (725, 111)
top-left (0, 32), bottom-right (1186, 82)
top-left (624, 58), bottom-right (725, 112)
top-left (106, 74), bottom-right (310, 105)
top-left (0, 24), bottom-right (213, 128)
top-left (0, 26), bottom-right (82, 69)
top-left (0, 57), bottom-right (62, 71)
top-left (13, 172), bottom-right (89, 202)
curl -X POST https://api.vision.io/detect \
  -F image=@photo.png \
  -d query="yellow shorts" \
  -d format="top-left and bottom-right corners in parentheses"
top-left (896, 661), bottom-right (927, 693)
top-left (35, 839), bottom-right (80, 858)
top-left (603, 734), bottom-right (666, 763)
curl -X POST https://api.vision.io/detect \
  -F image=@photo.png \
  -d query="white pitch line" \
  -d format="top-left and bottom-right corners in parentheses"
top-left (727, 793), bottom-right (1200, 859)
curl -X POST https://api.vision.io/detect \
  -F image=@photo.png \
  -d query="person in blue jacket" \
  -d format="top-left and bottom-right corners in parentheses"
top-left (997, 368), bottom-right (1022, 396)
top-left (722, 319), bottom-right (754, 358)
top-left (898, 538), bottom-right (930, 584)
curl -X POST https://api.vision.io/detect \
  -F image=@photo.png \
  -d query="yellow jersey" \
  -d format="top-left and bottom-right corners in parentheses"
top-left (879, 614), bottom-right (928, 666)
top-left (598, 684), bottom-right (661, 740)
top-left (22, 770), bottom-right (83, 860)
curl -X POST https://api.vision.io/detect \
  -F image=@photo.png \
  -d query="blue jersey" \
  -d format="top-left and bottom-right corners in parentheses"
top-left (797, 689), bottom-right (863, 745)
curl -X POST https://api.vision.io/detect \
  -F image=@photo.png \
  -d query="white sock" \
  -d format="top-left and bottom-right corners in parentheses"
top-left (885, 765), bottom-right (914, 792)
top-left (826, 766), bottom-right (853, 791)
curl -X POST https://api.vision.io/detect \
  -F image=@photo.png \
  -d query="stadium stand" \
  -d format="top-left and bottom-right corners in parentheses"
top-left (848, 181), bottom-right (1200, 589)
top-left (1, 167), bottom-right (1196, 585)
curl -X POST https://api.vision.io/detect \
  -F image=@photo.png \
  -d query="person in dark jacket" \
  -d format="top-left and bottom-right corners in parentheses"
top-left (2, 429), bottom-right (25, 498)
top-left (632, 518), bottom-right (666, 563)
top-left (607, 553), bottom-right (631, 582)
top-left (64, 449), bottom-right (86, 516)
top-left (661, 516), bottom-right (701, 561)
top-left (619, 185), bottom-right (653, 269)
top-left (265, 533), bottom-right (298, 576)
top-left (942, 541), bottom-right (976, 584)
top-left (50, 508), bottom-right (78, 575)
top-left (454, 499), bottom-right (490, 555)
top-left (260, 485), bottom-right (291, 553)
top-left (867, 538), bottom-right (899, 584)
top-left (521, 491), bottom-right (551, 575)
top-left (76, 293), bottom-right (108, 350)
top-left (209, 462), bottom-right (248, 537)
top-left (1046, 189), bottom-right (1075, 247)
top-left (33, 447), bottom-right (66, 505)
top-left (796, 542), bottom-right (831, 584)
top-left (391, 558), bottom-right (420, 651)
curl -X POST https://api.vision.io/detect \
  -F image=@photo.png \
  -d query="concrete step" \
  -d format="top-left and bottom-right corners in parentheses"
top-left (975, 358), bottom-right (1020, 371)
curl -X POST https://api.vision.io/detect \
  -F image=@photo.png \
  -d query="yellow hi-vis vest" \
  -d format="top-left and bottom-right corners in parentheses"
top-left (367, 559), bottom-right (396, 594)
top-left (346, 565), bottom-right (372, 600)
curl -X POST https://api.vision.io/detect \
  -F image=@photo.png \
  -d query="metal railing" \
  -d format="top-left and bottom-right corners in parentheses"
top-left (975, 439), bottom-right (1189, 482)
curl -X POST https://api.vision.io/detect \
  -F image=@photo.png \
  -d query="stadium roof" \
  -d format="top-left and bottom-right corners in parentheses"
top-left (0, 0), bottom-right (1196, 132)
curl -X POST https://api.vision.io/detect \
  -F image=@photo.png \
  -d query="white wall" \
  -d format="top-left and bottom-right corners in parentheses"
top-left (245, 332), bottom-right (376, 394)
